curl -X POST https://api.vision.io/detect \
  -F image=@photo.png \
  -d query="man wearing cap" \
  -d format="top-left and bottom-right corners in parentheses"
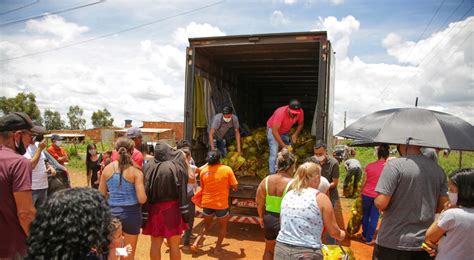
top-left (266, 99), bottom-right (304, 174)
top-left (0, 112), bottom-right (38, 258)
top-left (111, 127), bottom-right (144, 168)
top-left (47, 134), bottom-right (68, 166)
top-left (209, 106), bottom-right (241, 157)
top-left (24, 127), bottom-right (55, 208)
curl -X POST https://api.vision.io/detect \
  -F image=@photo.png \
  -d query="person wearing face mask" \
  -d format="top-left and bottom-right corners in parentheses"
top-left (423, 168), bottom-right (474, 259)
top-left (312, 140), bottom-right (340, 245)
top-left (372, 144), bottom-right (448, 260)
top-left (0, 112), bottom-right (42, 258)
top-left (267, 99), bottom-right (304, 175)
top-left (47, 134), bottom-right (68, 166)
top-left (24, 128), bottom-right (56, 208)
top-left (209, 106), bottom-right (241, 157)
top-left (86, 143), bottom-right (102, 189)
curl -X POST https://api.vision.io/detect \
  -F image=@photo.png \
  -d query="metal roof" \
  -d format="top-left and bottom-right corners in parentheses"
top-left (115, 128), bottom-right (172, 134)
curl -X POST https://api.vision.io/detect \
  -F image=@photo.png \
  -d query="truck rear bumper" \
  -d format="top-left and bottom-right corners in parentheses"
top-left (195, 210), bottom-right (260, 225)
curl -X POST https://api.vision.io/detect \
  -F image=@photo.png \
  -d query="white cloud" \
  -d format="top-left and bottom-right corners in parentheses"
top-left (284, 0), bottom-right (298, 4)
top-left (330, 0), bottom-right (344, 5)
top-left (172, 22), bottom-right (225, 47)
top-left (271, 10), bottom-right (290, 26)
top-left (310, 16), bottom-right (473, 133)
top-left (26, 15), bottom-right (89, 42)
top-left (0, 19), bottom-right (228, 128)
top-left (313, 15), bottom-right (360, 59)
top-left (383, 17), bottom-right (474, 66)
top-left (281, 0), bottom-right (343, 5)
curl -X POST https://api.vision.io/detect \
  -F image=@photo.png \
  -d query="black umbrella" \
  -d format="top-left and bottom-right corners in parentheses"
top-left (337, 107), bottom-right (474, 151)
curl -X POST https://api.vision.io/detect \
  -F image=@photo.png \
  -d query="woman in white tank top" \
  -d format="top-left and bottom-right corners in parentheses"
top-left (275, 162), bottom-right (346, 260)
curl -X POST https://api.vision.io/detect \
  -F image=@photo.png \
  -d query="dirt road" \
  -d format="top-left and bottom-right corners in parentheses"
top-left (69, 169), bottom-right (374, 259)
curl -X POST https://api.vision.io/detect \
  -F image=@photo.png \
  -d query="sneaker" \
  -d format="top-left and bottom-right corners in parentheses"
top-left (190, 244), bottom-right (200, 253)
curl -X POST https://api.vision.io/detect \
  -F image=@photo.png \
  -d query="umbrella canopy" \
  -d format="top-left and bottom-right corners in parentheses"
top-left (337, 107), bottom-right (474, 151)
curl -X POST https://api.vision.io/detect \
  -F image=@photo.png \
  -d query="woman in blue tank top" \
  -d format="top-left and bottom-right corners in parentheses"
top-left (99, 137), bottom-right (147, 259)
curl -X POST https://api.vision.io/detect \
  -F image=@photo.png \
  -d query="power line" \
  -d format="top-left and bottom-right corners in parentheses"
top-left (0, 0), bottom-right (40, 16)
top-left (0, 0), bottom-right (105, 27)
top-left (377, 0), bottom-right (447, 97)
top-left (378, 0), bottom-right (471, 98)
top-left (423, 32), bottom-right (473, 84)
top-left (415, 6), bottom-right (472, 67)
top-left (383, 8), bottom-right (473, 100)
top-left (404, 0), bottom-right (446, 62)
top-left (432, 0), bottom-right (466, 33)
top-left (0, 1), bottom-right (225, 63)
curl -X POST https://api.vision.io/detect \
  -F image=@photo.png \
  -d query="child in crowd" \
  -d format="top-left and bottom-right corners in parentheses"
top-left (108, 217), bottom-right (132, 260)
top-left (424, 168), bottom-right (474, 259)
top-left (101, 150), bottom-right (113, 167)
top-left (181, 147), bottom-right (198, 248)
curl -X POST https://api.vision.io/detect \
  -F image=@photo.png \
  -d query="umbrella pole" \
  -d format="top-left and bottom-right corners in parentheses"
top-left (458, 151), bottom-right (463, 169)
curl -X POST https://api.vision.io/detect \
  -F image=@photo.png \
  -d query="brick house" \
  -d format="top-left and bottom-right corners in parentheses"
top-left (141, 121), bottom-right (184, 141)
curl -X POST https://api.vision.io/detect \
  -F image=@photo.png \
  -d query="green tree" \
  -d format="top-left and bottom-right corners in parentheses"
top-left (91, 108), bottom-right (114, 128)
top-left (67, 105), bottom-right (86, 129)
top-left (44, 109), bottom-right (65, 130)
top-left (0, 92), bottom-right (43, 124)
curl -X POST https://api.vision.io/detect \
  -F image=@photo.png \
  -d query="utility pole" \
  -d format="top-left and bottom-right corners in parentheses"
top-left (344, 111), bottom-right (347, 129)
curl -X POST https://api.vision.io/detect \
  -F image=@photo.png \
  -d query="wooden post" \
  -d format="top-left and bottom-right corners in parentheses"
top-left (344, 111), bottom-right (347, 129)
top-left (459, 151), bottom-right (463, 169)
top-left (73, 140), bottom-right (78, 157)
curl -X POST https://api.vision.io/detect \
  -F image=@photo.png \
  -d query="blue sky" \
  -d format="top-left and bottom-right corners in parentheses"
top-left (1, 0), bottom-right (472, 133)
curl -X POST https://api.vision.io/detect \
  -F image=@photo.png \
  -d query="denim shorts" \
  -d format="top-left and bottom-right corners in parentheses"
top-left (111, 204), bottom-right (142, 235)
top-left (263, 211), bottom-right (281, 240)
top-left (274, 241), bottom-right (323, 260)
top-left (202, 207), bottom-right (229, 218)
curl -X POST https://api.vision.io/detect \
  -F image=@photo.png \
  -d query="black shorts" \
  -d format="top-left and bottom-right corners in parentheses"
top-left (263, 211), bottom-right (280, 240)
top-left (373, 244), bottom-right (434, 260)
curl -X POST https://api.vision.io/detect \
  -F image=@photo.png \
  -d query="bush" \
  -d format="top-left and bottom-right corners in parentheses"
top-left (63, 141), bottom-right (114, 173)
top-left (337, 146), bottom-right (474, 185)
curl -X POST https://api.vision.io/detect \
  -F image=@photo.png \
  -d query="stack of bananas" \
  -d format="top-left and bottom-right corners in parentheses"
top-left (322, 245), bottom-right (355, 260)
top-left (221, 127), bottom-right (315, 179)
top-left (346, 179), bottom-right (364, 236)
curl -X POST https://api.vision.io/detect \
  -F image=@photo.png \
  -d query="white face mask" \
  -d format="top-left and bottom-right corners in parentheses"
top-left (223, 117), bottom-right (232, 123)
top-left (89, 149), bottom-right (96, 155)
top-left (315, 155), bottom-right (326, 162)
top-left (54, 140), bottom-right (62, 147)
top-left (447, 192), bottom-right (458, 205)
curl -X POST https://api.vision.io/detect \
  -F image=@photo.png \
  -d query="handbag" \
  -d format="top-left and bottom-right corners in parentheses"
top-left (191, 188), bottom-right (203, 208)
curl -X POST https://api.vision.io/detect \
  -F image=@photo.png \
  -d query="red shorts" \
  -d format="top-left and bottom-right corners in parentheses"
top-left (142, 200), bottom-right (188, 238)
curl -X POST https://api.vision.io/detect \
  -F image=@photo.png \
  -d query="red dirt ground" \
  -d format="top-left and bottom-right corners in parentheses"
top-left (70, 170), bottom-right (375, 259)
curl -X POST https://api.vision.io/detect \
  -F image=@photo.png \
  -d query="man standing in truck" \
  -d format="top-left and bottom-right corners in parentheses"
top-left (266, 99), bottom-right (304, 175)
top-left (209, 106), bottom-right (241, 157)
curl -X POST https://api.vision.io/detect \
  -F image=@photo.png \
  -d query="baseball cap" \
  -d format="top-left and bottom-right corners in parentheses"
top-left (0, 112), bottom-right (37, 132)
top-left (222, 106), bottom-right (233, 115)
top-left (51, 134), bottom-right (64, 140)
top-left (176, 139), bottom-right (191, 149)
top-left (31, 124), bottom-right (48, 135)
top-left (288, 99), bottom-right (302, 114)
top-left (127, 127), bottom-right (142, 138)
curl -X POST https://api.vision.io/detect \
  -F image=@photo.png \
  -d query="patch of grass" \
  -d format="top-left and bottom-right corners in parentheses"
top-left (67, 156), bottom-right (85, 174)
top-left (64, 141), bottom-right (113, 174)
top-left (338, 147), bottom-right (474, 187)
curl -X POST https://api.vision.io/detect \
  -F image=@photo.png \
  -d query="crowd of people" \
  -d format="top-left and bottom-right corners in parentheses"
top-left (1, 109), bottom-right (473, 260)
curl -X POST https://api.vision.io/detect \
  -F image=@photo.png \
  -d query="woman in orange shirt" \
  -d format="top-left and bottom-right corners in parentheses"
top-left (191, 150), bottom-right (238, 253)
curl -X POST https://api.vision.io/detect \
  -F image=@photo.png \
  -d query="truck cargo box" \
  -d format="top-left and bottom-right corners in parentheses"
top-left (183, 31), bottom-right (335, 222)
